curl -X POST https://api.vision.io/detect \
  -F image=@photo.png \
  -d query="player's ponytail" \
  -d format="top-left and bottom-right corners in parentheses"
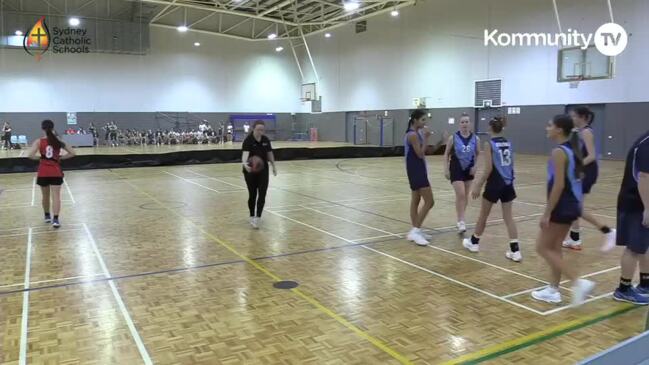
top-left (41, 120), bottom-right (62, 149)
top-left (407, 109), bottom-right (426, 132)
top-left (489, 116), bottom-right (506, 133)
top-left (553, 114), bottom-right (584, 178)
top-left (573, 106), bottom-right (595, 126)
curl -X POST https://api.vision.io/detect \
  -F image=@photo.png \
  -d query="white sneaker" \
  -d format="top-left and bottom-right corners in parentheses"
top-left (407, 229), bottom-right (429, 246)
top-left (250, 217), bottom-right (258, 229)
top-left (417, 229), bottom-right (432, 240)
top-left (571, 279), bottom-right (595, 306)
top-left (505, 250), bottom-right (522, 262)
top-left (601, 229), bottom-right (617, 252)
top-left (457, 221), bottom-right (466, 233)
top-left (531, 286), bottom-right (562, 304)
top-left (562, 238), bottom-right (582, 250)
top-left (406, 228), bottom-right (418, 242)
top-left (462, 238), bottom-right (479, 253)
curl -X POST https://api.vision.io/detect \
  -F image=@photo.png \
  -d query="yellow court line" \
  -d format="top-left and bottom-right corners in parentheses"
top-left (120, 178), bottom-right (414, 365)
top-left (438, 303), bottom-right (635, 365)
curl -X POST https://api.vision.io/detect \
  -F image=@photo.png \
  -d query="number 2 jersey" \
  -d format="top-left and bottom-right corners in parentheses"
top-left (38, 138), bottom-right (64, 178)
top-left (487, 136), bottom-right (514, 189)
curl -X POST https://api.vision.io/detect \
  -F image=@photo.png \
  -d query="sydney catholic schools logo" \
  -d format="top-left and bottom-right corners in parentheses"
top-left (23, 16), bottom-right (50, 61)
top-left (22, 16), bottom-right (91, 61)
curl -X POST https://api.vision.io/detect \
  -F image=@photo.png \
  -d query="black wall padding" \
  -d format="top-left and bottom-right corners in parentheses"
top-left (0, 146), bottom-right (446, 174)
top-left (0, 145), bottom-right (448, 174)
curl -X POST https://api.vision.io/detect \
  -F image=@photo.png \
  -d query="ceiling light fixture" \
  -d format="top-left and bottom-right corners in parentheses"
top-left (343, 1), bottom-right (360, 11)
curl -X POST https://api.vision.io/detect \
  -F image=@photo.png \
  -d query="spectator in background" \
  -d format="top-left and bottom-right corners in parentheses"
top-left (2, 122), bottom-right (11, 150)
top-left (88, 122), bottom-right (98, 146)
top-left (109, 122), bottom-right (118, 147)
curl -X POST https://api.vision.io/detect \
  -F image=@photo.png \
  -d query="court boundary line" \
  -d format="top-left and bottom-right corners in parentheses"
top-left (82, 223), bottom-right (153, 365)
top-left (440, 303), bottom-right (640, 365)
top-left (64, 181), bottom-right (76, 204)
top-left (18, 228), bottom-right (32, 365)
top-left (0, 273), bottom-right (104, 290)
top-left (163, 169), bottom-right (575, 316)
top-left (0, 227), bottom-right (84, 239)
top-left (271, 208), bottom-right (619, 314)
top-left (266, 209), bottom-right (546, 315)
top-left (503, 266), bottom-right (620, 299)
top-left (164, 171), bottom-right (222, 193)
top-left (82, 168), bottom-right (617, 316)
top-left (361, 246), bottom-right (546, 315)
top-left (115, 175), bottom-right (415, 365)
top-left (300, 206), bottom-right (554, 286)
top-left (30, 177), bottom-right (35, 206)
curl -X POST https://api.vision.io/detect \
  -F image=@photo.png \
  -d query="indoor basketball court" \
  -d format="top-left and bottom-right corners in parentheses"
top-left (1, 0), bottom-right (648, 364)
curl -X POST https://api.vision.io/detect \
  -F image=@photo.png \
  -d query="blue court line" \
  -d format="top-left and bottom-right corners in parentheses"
top-left (0, 259), bottom-right (246, 296)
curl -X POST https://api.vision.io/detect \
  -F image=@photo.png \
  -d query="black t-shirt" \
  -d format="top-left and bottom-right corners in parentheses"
top-left (618, 130), bottom-right (649, 212)
top-left (242, 134), bottom-right (273, 169)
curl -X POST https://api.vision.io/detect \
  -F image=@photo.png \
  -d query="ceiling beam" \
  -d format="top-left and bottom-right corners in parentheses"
top-left (150, 0), bottom-right (179, 23)
top-left (41, 0), bottom-right (63, 13)
top-left (189, 11), bottom-right (218, 27)
top-left (141, 0), bottom-right (298, 26)
top-left (257, 0), bottom-right (292, 17)
top-left (150, 22), bottom-right (298, 41)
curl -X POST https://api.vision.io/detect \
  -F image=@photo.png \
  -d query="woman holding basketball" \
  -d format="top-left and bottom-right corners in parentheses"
top-left (562, 106), bottom-right (616, 251)
top-left (463, 117), bottom-right (521, 261)
top-left (27, 120), bottom-right (76, 228)
top-left (242, 120), bottom-right (277, 229)
top-left (443, 113), bottom-right (480, 233)
top-left (404, 110), bottom-right (435, 246)
top-left (531, 115), bottom-right (594, 305)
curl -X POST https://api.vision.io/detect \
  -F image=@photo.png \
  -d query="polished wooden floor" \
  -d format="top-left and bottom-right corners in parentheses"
top-left (0, 155), bottom-right (646, 364)
top-left (0, 141), bottom-right (357, 159)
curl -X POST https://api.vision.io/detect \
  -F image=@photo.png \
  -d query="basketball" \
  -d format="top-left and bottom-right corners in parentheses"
top-left (248, 155), bottom-right (264, 173)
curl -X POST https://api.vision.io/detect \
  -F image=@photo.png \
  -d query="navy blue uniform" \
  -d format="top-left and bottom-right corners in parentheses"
top-left (405, 129), bottom-right (430, 191)
top-left (580, 126), bottom-right (599, 194)
top-left (450, 131), bottom-right (477, 182)
top-left (483, 137), bottom-right (516, 203)
top-left (547, 142), bottom-right (583, 224)
top-left (616, 131), bottom-right (649, 253)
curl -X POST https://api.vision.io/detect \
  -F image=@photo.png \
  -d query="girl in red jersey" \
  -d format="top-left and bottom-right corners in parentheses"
top-left (27, 120), bottom-right (76, 228)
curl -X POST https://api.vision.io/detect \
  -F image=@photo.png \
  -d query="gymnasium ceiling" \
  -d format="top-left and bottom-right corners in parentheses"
top-left (1, 0), bottom-right (417, 40)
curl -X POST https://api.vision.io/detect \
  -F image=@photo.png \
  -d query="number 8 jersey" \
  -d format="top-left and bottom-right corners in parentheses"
top-left (38, 138), bottom-right (64, 178)
top-left (489, 136), bottom-right (514, 186)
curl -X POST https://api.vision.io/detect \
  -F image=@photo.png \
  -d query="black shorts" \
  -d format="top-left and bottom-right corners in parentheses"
top-left (550, 206), bottom-right (581, 224)
top-left (616, 210), bottom-right (649, 254)
top-left (449, 159), bottom-right (474, 183)
top-left (483, 184), bottom-right (516, 203)
top-left (36, 177), bottom-right (63, 187)
top-left (582, 165), bottom-right (598, 194)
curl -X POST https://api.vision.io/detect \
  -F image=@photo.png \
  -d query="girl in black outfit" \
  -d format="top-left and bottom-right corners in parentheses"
top-left (2, 122), bottom-right (12, 150)
top-left (242, 120), bottom-right (277, 229)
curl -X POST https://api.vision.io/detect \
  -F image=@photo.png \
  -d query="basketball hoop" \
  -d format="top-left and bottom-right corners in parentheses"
top-left (567, 75), bottom-right (583, 89)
